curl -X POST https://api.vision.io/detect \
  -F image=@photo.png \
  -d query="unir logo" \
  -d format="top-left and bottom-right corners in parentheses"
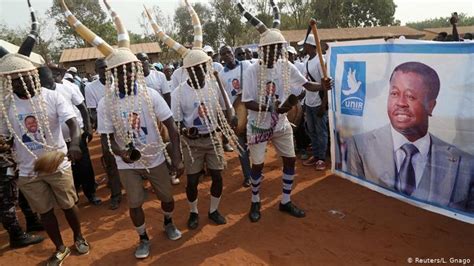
top-left (341, 61), bottom-right (366, 116)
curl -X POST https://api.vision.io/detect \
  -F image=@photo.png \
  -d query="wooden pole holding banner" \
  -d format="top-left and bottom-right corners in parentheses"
top-left (309, 18), bottom-right (329, 111)
top-left (309, 19), bottom-right (328, 79)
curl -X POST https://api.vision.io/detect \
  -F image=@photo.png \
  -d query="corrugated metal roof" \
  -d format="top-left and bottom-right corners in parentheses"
top-left (423, 25), bottom-right (474, 34)
top-left (281, 26), bottom-right (426, 43)
top-left (59, 42), bottom-right (162, 63)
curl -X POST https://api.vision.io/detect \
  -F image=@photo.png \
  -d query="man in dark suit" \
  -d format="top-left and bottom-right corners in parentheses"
top-left (347, 62), bottom-right (474, 212)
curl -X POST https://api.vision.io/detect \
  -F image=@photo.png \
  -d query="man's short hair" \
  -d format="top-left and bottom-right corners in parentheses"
top-left (95, 58), bottom-right (107, 68)
top-left (389, 62), bottom-right (440, 101)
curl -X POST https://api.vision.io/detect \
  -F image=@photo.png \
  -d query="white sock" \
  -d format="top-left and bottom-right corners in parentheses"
top-left (188, 199), bottom-right (198, 214)
top-left (136, 223), bottom-right (146, 236)
top-left (209, 196), bottom-right (221, 213)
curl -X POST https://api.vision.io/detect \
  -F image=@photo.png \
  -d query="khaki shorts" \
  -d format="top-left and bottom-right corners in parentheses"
top-left (182, 133), bottom-right (226, 175)
top-left (18, 167), bottom-right (77, 214)
top-left (249, 122), bottom-right (296, 165)
top-left (119, 162), bottom-right (173, 208)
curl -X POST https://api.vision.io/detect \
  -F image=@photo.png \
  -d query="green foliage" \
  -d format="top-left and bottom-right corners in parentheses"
top-left (48, 0), bottom-right (116, 48)
top-left (406, 13), bottom-right (474, 30)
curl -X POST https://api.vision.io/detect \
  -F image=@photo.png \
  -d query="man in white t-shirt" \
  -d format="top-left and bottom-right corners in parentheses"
top-left (287, 46), bottom-right (311, 161)
top-left (218, 45), bottom-right (252, 187)
top-left (39, 66), bottom-right (101, 206)
top-left (136, 53), bottom-right (171, 107)
top-left (97, 60), bottom-right (184, 258)
top-left (0, 52), bottom-right (90, 261)
top-left (163, 64), bottom-right (175, 93)
top-left (238, 1), bottom-right (332, 223)
top-left (299, 34), bottom-right (329, 170)
top-left (83, 59), bottom-right (123, 210)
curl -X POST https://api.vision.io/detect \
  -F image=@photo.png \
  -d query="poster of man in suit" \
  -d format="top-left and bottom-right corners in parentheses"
top-left (328, 40), bottom-right (474, 222)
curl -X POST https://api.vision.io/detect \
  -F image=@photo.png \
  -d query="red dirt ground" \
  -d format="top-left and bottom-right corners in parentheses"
top-left (1, 137), bottom-right (473, 265)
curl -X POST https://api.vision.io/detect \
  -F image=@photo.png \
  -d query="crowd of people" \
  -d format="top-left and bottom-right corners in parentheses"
top-left (0, 0), bottom-right (471, 265)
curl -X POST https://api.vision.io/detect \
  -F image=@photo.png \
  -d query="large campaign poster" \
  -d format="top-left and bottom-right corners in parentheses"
top-left (327, 39), bottom-right (474, 224)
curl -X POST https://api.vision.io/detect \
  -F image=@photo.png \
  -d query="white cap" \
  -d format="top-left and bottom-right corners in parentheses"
top-left (287, 46), bottom-right (297, 54)
top-left (67, 66), bottom-right (78, 73)
top-left (64, 73), bottom-right (74, 79)
top-left (297, 34), bottom-right (316, 46)
top-left (203, 45), bottom-right (214, 55)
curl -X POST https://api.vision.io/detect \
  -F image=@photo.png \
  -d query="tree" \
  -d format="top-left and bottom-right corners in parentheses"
top-left (212, 0), bottom-right (249, 46)
top-left (406, 13), bottom-right (474, 30)
top-left (280, 0), bottom-right (312, 30)
top-left (340, 0), bottom-right (397, 27)
top-left (48, 0), bottom-right (116, 48)
top-left (173, 3), bottom-right (217, 48)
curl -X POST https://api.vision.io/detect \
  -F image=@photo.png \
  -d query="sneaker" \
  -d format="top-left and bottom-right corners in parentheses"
top-left (248, 202), bottom-right (261, 223)
top-left (187, 212), bottom-right (199, 230)
top-left (170, 174), bottom-right (180, 185)
top-left (46, 247), bottom-right (71, 266)
top-left (242, 177), bottom-right (251, 188)
top-left (208, 210), bottom-right (227, 225)
top-left (134, 239), bottom-right (150, 259)
top-left (315, 160), bottom-right (326, 171)
top-left (10, 232), bottom-right (44, 248)
top-left (302, 156), bottom-right (317, 166)
top-left (279, 202), bottom-right (306, 218)
top-left (74, 238), bottom-right (90, 255)
top-left (223, 143), bottom-right (234, 152)
top-left (300, 151), bottom-right (310, 160)
top-left (164, 223), bottom-right (182, 241)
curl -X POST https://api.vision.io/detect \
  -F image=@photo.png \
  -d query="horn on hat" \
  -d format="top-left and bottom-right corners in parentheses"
top-left (0, 46), bottom-right (9, 59)
top-left (184, 0), bottom-right (202, 49)
top-left (18, 0), bottom-right (39, 56)
top-left (103, 0), bottom-right (130, 48)
top-left (236, 2), bottom-right (268, 34)
top-left (144, 6), bottom-right (189, 57)
top-left (269, 0), bottom-right (281, 29)
top-left (60, 0), bottom-right (114, 56)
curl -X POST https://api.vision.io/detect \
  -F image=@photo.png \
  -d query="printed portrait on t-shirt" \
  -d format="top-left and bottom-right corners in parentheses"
top-left (231, 78), bottom-right (240, 96)
top-left (265, 81), bottom-right (279, 103)
top-left (128, 112), bottom-right (148, 144)
top-left (20, 115), bottom-right (44, 150)
top-left (192, 102), bottom-right (210, 130)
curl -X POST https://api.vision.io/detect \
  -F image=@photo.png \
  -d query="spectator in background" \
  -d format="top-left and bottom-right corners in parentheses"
top-left (234, 47), bottom-right (246, 61)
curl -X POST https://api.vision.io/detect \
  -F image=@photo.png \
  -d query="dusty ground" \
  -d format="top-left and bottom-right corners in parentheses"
top-left (1, 137), bottom-right (473, 265)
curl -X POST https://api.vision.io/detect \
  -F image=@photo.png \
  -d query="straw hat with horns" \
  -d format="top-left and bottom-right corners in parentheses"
top-left (237, 0), bottom-right (285, 47)
top-left (60, 0), bottom-right (138, 70)
top-left (144, 0), bottom-right (210, 69)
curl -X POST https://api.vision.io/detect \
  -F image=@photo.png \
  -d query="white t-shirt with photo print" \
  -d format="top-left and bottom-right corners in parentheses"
top-left (144, 70), bottom-right (171, 95)
top-left (7, 88), bottom-right (76, 177)
top-left (218, 60), bottom-right (252, 104)
top-left (171, 80), bottom-right (226, 135)
top-left (97, 86), bottom-right (172, 170)
top-left (242, 60), bottom-right (307, 136)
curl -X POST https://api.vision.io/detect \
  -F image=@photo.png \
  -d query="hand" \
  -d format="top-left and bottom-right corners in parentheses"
top-left (322, 77), bottom-right (334, 91)
top-left (171, 161), bottom-right (185, 178)
top-left (68, 144), bottom-right (82, 164)
top-left (85, 129), bottom-right (94, 143)
top-left (274, 100), bottom-right (291, 114)
top-left (0, 136), bottom-right (12, 153)
top-left (119, 150), bottom-right (135, 164)
top-left (450, 13), bottom-right (458, 25)
top-left (230, 116), bottom-right (238, 129)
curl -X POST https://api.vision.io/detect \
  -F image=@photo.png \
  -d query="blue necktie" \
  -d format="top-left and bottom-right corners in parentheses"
top-left (398, 143), bottom-right (419, 196)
